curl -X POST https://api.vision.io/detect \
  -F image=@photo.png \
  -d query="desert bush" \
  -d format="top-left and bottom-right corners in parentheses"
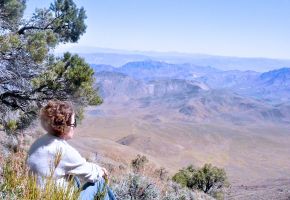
top-left (111, 172), bottom-right (213, 200)
top-left (131, 154), bottom-right (149, 173)
top-left (4, 135), bottom-right (20, 153)
top-left (189, 163), bottom-right (228, 194)
top-left (162, 181), bottom-right (195, 200)
top-left (172, 165), bottom-right (195, 187)
top-left (5, 120), bottom-right (18, 134)
top-left (173, 163), bottom-right (228, 196)
top-left (112, 173), bottom-right (160, 200)
top-left (112, 156), bottom-right (214, 200)
top-left (154, 167), bottom-right (169, 181)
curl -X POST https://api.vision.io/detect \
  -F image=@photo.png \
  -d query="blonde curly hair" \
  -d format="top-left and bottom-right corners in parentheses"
top-left (40, 100), bottom-right (74, 137)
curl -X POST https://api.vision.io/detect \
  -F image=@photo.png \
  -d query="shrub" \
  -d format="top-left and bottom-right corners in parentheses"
top-left (131, 154), bottom-right (149, 173)
top-left (5, 135), bottom-right (20, 153)
top-left (173, 164), bottom-right (228, 196)
top-left (162, 181), bottom-right (195, 200)
top-left (172, 165), bottom-right (195, 187)
top-left (154, 167), bottom-right (169, 181)
top-left (5, 120), bottom-right (17, 134)
top-left (189, 164), bottom-right (228, 194)
top-left (112, 173), bottom-right (160, 200)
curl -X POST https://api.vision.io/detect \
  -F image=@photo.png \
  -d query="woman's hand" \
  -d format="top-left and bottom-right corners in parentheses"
top-left (101, 167), bottom-right (109, 184)
top-left (101, 167), bottom-right (109, 178)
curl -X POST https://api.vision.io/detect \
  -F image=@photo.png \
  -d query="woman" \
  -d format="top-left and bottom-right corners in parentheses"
top-left (27, 100), bottom-right (116, 200)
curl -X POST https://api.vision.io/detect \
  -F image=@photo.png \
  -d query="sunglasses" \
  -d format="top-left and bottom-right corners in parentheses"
top-left (68, 118), bottom-right (77, 128)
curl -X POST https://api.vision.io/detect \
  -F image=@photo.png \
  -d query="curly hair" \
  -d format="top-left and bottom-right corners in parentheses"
top-left (40, 100), bottom-right (74, 137)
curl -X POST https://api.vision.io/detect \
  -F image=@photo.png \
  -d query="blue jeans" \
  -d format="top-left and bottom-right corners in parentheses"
top-left (75, 177), bottom-right (116, 200)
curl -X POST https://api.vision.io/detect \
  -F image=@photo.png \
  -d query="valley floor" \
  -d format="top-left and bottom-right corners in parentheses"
top-left (70, 104), bottom-right (290, 199)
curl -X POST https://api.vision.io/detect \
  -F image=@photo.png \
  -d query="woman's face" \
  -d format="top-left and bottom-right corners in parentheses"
top-left (64, 113), bottom-right (76, 140)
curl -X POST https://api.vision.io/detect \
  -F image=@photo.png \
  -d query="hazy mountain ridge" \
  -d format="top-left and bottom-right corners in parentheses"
top-left (94, 66), bottom-right (290, 124)
top-left (197, 70), bottom-right (259, 89)
top-left (95, 71), bottom-right (149, 101)
top-left (74, 48), bottom-right (290, 71)
top-left (199, 68), bottom-right (290, 103)
top-left (260, 67), bottom-right (290, 83)
top-left (93, 61), bottom-right (290, 104)
top-left (138, 89), bottom-right (289, 124)
top-left (92, 61), bottom-right (219, 81)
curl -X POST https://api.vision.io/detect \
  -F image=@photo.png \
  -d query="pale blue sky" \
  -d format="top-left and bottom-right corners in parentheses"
top-left (25, 0), bottom-right (290, 59)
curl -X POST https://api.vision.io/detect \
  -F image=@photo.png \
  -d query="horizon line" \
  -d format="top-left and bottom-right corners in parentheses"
top-left (54, 45), bottom-right (290, 61)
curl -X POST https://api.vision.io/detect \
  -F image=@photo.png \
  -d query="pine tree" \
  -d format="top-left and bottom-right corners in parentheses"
top-left (0, 0), bottom-right (102, 132)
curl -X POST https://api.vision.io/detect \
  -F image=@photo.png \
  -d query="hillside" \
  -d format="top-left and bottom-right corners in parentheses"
top-left (93, 61), bottom-right (290, 104)
top-left (95, 70), bottom-right (290, 124)
top-left (79, 60), bottom-right (290, 199)
top-left (71, 104), bottom-right (290, 199)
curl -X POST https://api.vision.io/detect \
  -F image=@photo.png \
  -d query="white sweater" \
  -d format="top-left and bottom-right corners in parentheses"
top-left (27, 133), bottom-right (104, 187)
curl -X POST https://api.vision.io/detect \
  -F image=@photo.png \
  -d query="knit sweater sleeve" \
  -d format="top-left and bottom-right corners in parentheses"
top-left (61, 142), bottom-right (104, 183)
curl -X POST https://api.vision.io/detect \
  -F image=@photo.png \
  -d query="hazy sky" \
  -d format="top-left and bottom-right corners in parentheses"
top-left (25, 0), bottom-right (290, 59)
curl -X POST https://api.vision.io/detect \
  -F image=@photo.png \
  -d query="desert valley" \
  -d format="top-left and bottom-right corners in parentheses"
top-left (69, 53), bottom-right (290, 199)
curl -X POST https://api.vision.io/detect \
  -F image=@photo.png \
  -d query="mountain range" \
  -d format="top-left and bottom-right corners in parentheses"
top-left (92, 61), bottom-right (290, 124)
top-left (70, 52), bottom-right (290, 199)
top-left (58, 46), bottom-right (290, 71)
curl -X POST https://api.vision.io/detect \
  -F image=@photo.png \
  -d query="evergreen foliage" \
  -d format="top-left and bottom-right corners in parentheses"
top-left (0, 0), bottom-right (102, 132)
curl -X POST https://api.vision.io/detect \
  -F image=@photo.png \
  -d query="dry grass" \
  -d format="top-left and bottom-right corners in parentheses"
top-left (0, 150), bottom-right (80, 200)
top-left (0, 149), bottom-right (214, 200)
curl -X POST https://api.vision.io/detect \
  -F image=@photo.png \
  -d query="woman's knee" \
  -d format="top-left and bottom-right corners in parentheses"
top-left (82, 177), bottom-right (106, 191)
top-left (80, 178), bottom-right (115, 200)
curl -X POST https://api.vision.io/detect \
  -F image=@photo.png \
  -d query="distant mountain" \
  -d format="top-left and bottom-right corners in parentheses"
top-left (91, 64), bottom-right (115, 72)
top-left (92, 60), bottom-right (219, 81)
top-left (251, 68), bottom-right (290, 102)
top-left (138, 88), bottom-right (289, 124)
top-left (198, 70), bottom-right (259, 89)
top-left (79, 53), bottom-right (151, 67)
top-left (196, 68), bottom-right (290, 103)
top-left (148, 79), bottom-right (209, 97)
top-left (73, 47), bottom-right (290, 71)
top-left (118, 61), bottom-right (219, 80)
top-left (276, 102), bottom-right (290, 119)
top-left (95, 71), bottom-right (149, 102)
top-left (95, 71), bottom-right (208, 100)
top-left (259, 68), bottom-right (290, 86)
top-left (94, 71), bottom-right (290, 124)
top-left (92, 62), bottom-right (290, 103)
